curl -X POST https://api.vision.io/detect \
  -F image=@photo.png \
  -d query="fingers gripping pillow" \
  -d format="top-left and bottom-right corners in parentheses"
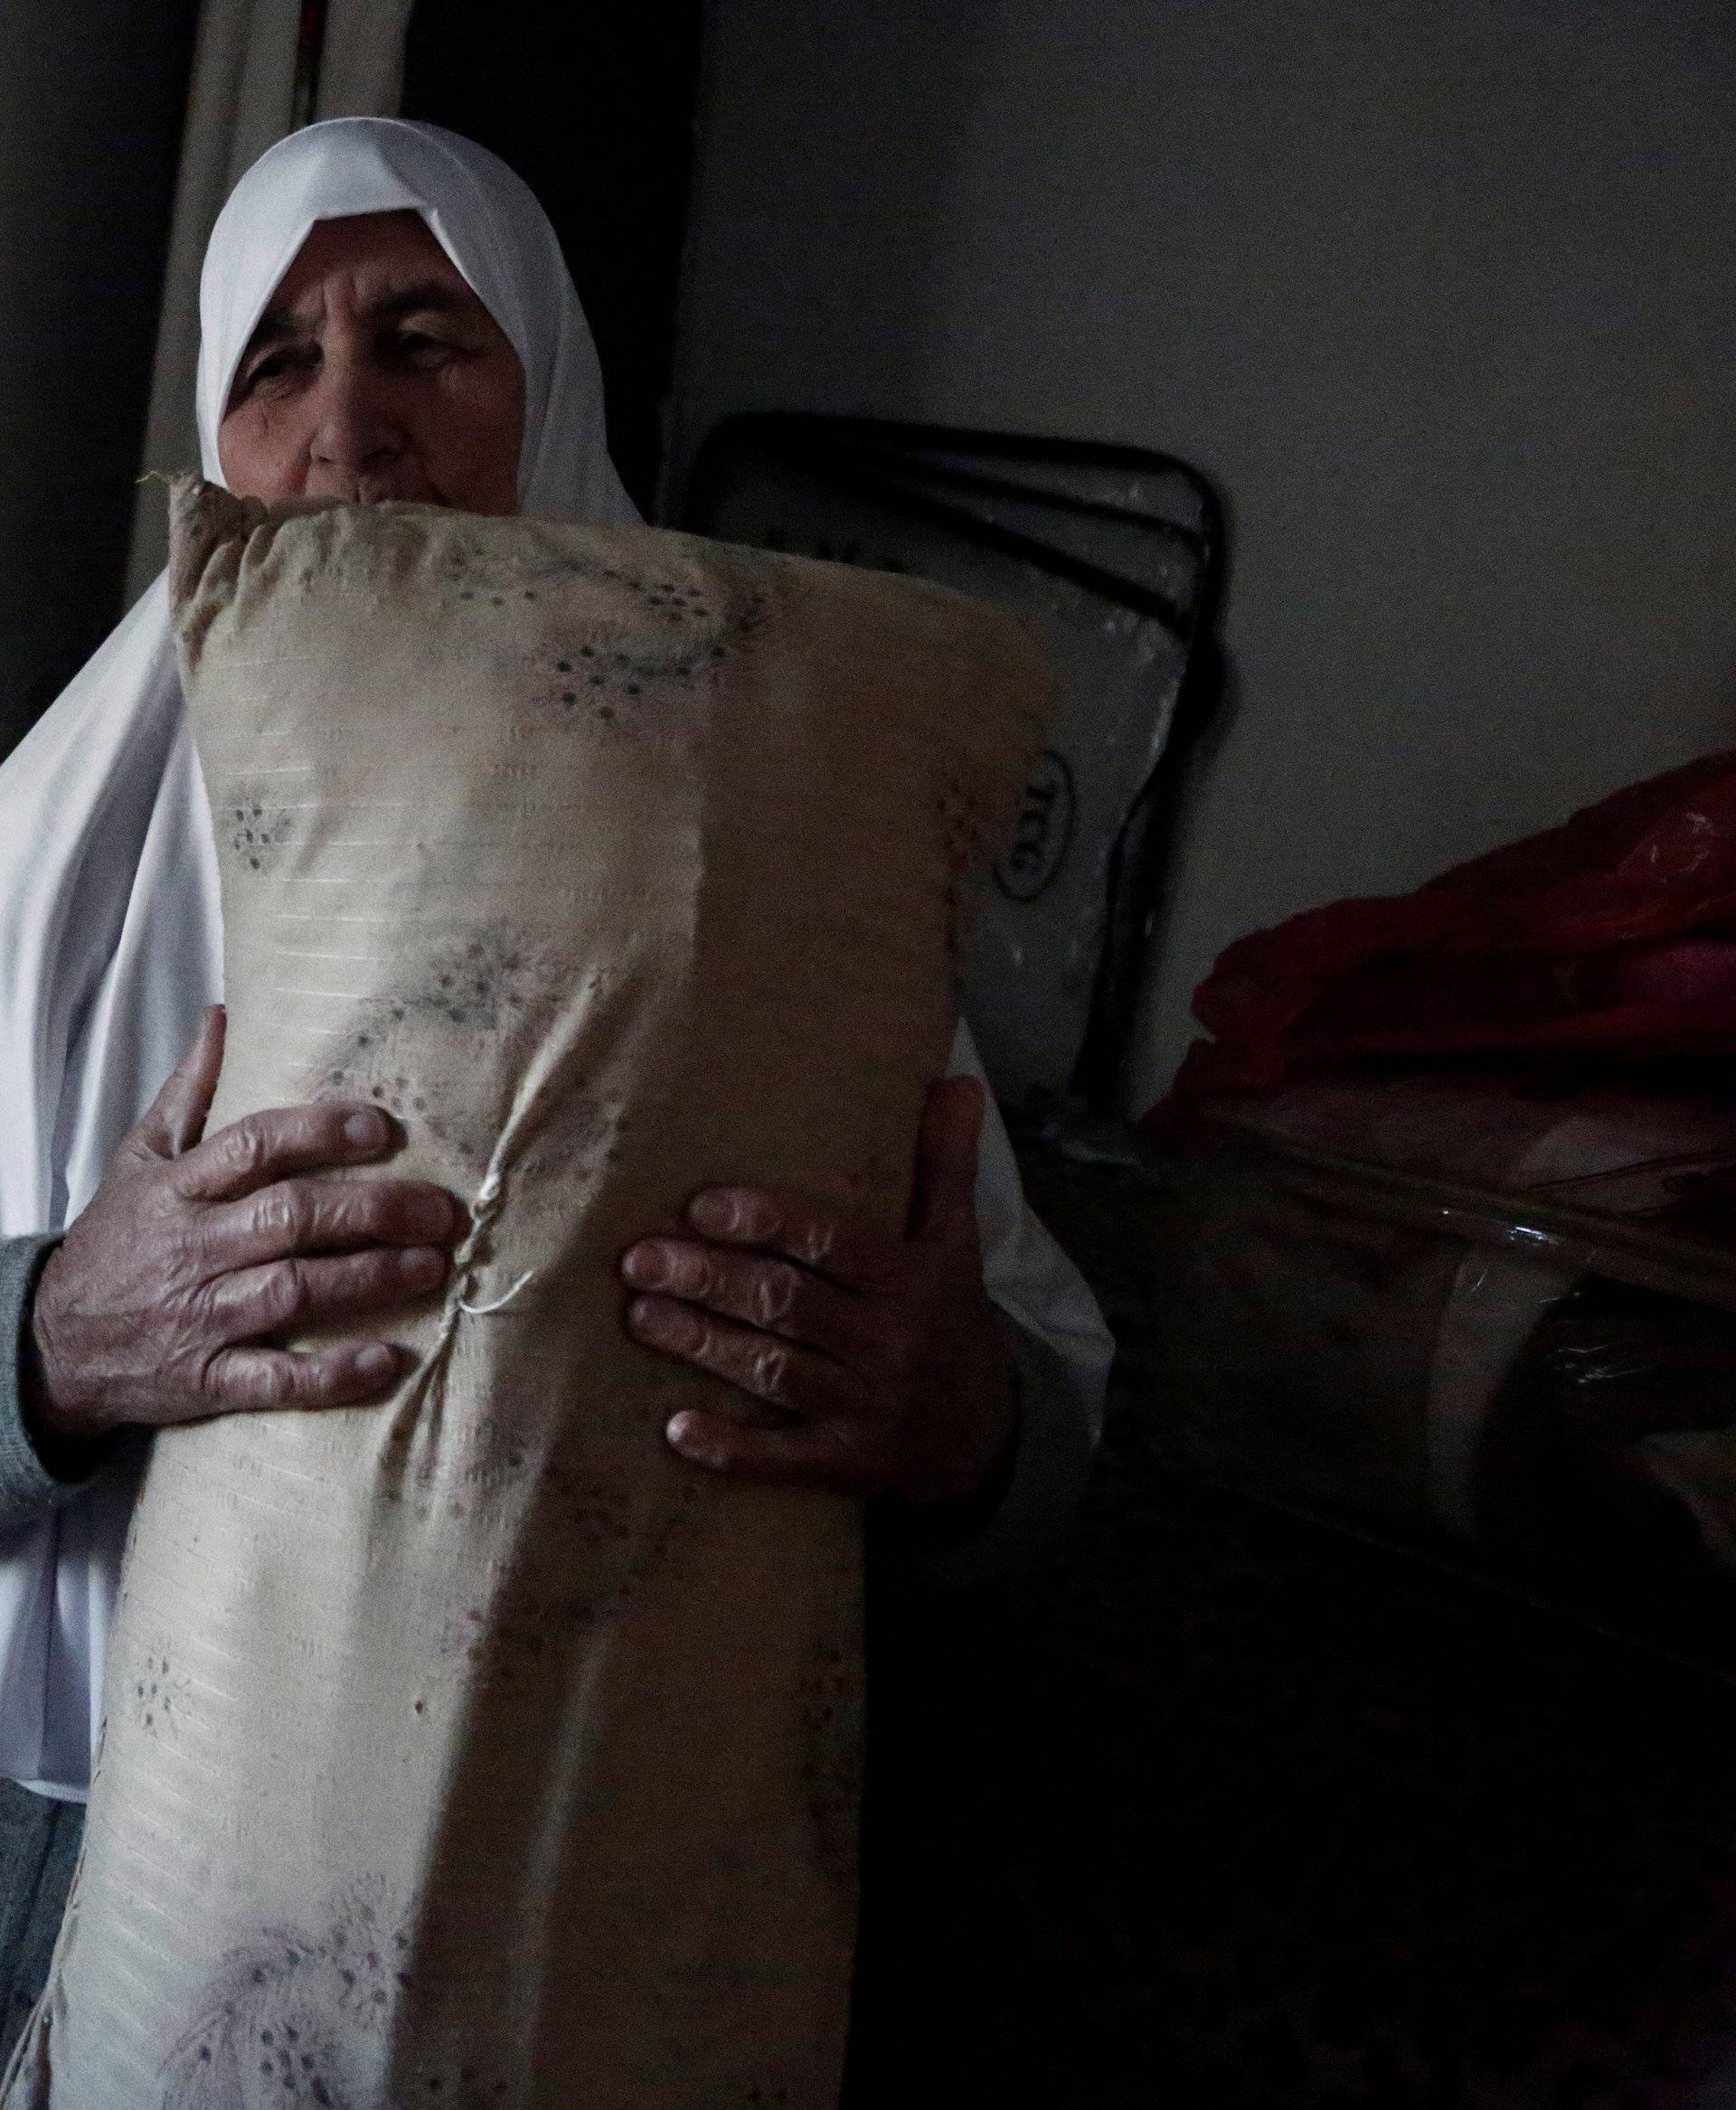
top-left (2, 479), bottom-right (1054, 2107)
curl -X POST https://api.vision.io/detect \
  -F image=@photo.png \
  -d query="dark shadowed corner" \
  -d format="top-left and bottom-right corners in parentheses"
top-left (660, 0), bottom-right (1014, 521)
top-left (0, 0), bottom-right (200, 766)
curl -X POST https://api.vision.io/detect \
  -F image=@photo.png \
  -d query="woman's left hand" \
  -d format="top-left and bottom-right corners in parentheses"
top-left (618, 1076), bottom-right (1018, 1505)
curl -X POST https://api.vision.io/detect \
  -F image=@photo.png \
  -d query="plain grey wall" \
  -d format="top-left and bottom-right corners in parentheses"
top-left (673, 0), bottom-right (1736, 1110)
top-left (0, 0), bottom-right (200, 758)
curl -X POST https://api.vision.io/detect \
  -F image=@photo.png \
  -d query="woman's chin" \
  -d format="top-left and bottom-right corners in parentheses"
top-left (354, 478), bottom-right (443, 507)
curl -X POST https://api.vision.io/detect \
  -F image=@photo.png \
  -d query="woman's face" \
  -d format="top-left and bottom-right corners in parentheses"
top-left (217, 209), bottom-right (526, 513)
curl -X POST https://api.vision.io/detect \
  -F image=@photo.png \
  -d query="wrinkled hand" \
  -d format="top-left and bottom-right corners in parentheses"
top-left (26, 1005), bottom-right (467, 1453)
top-left (618, 1075), bottom-right (1017, 1504)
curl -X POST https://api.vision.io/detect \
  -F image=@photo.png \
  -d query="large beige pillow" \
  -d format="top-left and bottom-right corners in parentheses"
top-left (2, 480), bottom-right (1052, 2107)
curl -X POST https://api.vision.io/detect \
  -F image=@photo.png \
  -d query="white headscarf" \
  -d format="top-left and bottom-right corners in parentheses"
top-left (0, 118), bottom-right (638, 1799)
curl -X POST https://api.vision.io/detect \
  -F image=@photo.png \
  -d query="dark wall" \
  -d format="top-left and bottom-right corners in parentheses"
top-left (0, 0), bottom-right (202, 759)
top-left (401, 0), bottom-right (706, 520)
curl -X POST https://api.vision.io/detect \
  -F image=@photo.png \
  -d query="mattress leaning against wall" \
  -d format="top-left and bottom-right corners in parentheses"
top-left (0, 477), bottom-right (1054, 2109)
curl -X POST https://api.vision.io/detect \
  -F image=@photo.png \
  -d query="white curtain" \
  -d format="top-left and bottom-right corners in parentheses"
top-left (123, 0), bottom-right (416, 605)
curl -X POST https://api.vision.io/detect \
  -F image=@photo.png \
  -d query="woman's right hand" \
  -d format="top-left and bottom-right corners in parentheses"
top-left (24, 1005), bottom-right (465, 1454)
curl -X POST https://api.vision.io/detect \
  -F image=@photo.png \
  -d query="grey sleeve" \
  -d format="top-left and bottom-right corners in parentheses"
top-left (0, 1233), bottom-right (110, 1531)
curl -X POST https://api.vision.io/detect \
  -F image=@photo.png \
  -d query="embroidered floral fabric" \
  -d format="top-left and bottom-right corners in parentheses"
top-left (1, 478), bottom-right (1052, 2107)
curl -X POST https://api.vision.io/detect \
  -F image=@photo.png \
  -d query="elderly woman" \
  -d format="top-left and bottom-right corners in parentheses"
top-left (0, 118), bottom-right (1110, 2060)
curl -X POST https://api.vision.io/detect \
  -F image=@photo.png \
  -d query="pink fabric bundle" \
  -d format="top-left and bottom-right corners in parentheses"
top-left (1160, 754), bottom-right (1736, 1114)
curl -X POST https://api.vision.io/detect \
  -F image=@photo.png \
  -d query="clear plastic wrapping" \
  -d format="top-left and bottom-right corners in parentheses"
top-left (1138, 1068), bottom-right (1736, 1574)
